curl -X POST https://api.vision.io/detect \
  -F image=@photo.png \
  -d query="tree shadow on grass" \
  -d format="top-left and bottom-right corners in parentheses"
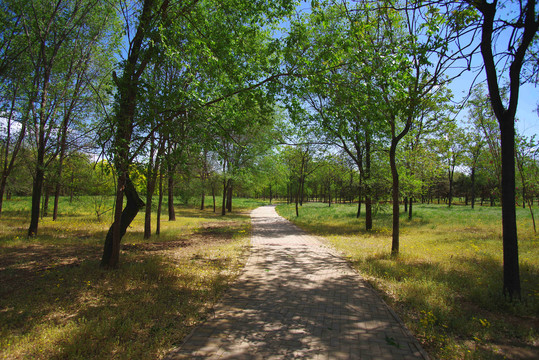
top-left (0, 245), bottom-right (242, 359)
top-left (348, 253), bottom-right (539, 359)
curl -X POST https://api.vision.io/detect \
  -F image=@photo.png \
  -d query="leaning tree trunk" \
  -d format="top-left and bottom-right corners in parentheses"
top-left (221, 177), bottom-right (228, 216)
top-left (101, 0), bottom-right (157, 267)
top-left (101, 176), bottom-right (144, 268)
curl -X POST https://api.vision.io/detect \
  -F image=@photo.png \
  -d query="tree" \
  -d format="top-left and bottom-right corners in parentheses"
top-left (101, 0), bottom-right (168, 268)
top-left (379, 2), bottom-right (457, 255)
top-left (458, 0), bottom-right (538, 299)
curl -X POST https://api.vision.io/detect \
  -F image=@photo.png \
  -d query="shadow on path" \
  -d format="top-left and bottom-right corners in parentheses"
top-left (166, 206), bottom-right (428, 359)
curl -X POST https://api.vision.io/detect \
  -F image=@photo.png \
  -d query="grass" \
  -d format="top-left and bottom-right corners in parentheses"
top-left (0, 195), bottom-right (266, 359)
top-left (276, 201), bottom-right (539, 360)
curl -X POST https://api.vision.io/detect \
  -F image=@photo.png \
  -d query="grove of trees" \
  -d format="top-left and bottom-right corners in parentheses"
top-left (0, 0), bottom-right (537, 299)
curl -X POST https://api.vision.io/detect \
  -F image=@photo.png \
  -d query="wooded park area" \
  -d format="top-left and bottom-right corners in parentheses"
top-left (0, 0), bottom-right (538, 359)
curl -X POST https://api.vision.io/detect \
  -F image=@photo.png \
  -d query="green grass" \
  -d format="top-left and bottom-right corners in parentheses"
top-left (276, 202), bottom-right (539, 360)
top-left (0, 196), bottom-right (259, 359)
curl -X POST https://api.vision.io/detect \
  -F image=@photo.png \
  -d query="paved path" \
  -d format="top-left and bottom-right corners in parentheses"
top-left (166, 206), bottom-right (428, 360)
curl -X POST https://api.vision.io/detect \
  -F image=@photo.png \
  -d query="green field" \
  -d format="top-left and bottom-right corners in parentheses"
top-left (276, 202), bottom-right (539, 360)
top-left (0, 196), bottom-right (266, 359)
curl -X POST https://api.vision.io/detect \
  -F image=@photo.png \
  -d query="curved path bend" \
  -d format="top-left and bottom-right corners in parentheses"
top-left (166, 205), bottom-right (428, 360)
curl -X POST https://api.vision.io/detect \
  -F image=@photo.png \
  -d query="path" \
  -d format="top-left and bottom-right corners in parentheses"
top-left (165, 206), bottom-right (428, 360)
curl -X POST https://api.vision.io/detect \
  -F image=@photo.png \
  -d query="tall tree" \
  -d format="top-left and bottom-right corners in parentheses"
top-left (101, 0), bottom-right (169, 268)
top-left (430, 0), bottom-right (539, 298)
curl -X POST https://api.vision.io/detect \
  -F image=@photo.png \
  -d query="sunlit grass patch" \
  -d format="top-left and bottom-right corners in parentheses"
top-left (277, 202), bottom-right (539, 360)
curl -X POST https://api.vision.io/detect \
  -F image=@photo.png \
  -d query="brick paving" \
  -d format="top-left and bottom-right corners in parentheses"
top-left (165, 206), bottom-right (429, 360)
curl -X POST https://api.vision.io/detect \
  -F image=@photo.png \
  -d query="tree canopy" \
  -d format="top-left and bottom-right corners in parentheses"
top-left (1, 0), bottom-right (537, 297)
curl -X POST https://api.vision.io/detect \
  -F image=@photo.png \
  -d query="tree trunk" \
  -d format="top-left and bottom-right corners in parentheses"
top-left (28, 68), bottom-right (51, 236)
top-left (52, 181), bottom-right (61, 220)
top-left (212, 183), bottom-right (216, 212)
top-left (144, 166), bottom-right (156, 239)
top-left (365, 136), bottom-right (372, 230)
top-left (404, 197), bottom-right (408, 213)
top-left (156, 170), bottom-right (163, 235)
top-left (101, 176), bottom-right (144, 268)
top-left (144, 137), bottom-right (164, 239)
top-left (328, 186), bottom-right (331, 207)
top-left (356, 180), bottom-right (362, 218)
top-left (390, 136), bottom-right (401, 255)
top-left (408, 197), bottom-right (413, 220)
top-left (295, 183), bottom-right (300, 217)
top-left (28, 147), bottom-right (45, 237)
top-left (144, 188), bottom-right (153, 239)
top-left (499, 116), bottom-right (520, 299)
top-left (53, 101), bottom-right (74, 221)
top-left (221, 178), bottom-right (227, 216)
top-left (471, 167), bottom-right (476, 209)
top-left (448, 167), bottom-right (454, 207)
top-left (527, 200), bottom-right (536, 233)
top-left (167, 169), bottom-right (176, 221)
top-left (299, 175), bottom-right (305, 206)
top-left (42, 185), bottom-right (50, 218)
top-left (226, 179), bottom-right (232, 212)
top-left (101, 0), bottom-right (156, 267)
top-left (0, 175), bottom-right (8, 216)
